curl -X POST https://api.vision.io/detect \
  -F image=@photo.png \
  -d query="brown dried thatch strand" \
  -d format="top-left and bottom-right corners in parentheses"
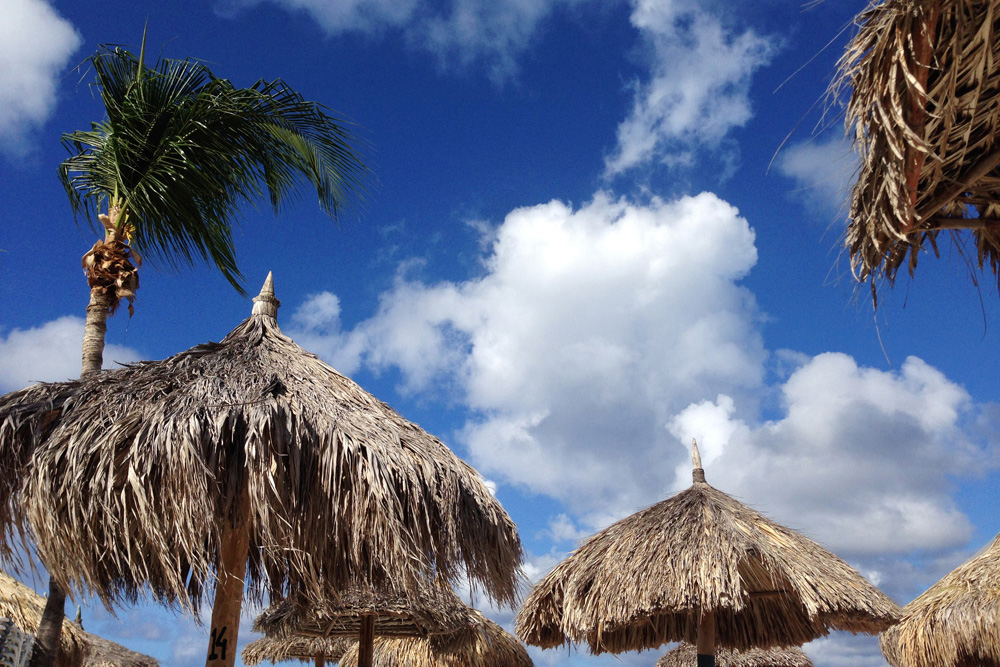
top-left (516, 451), bottom-right (900, 655)
top-left (833, 0), bottom-right (1000, 296)
top-left (657, 643), bottom-right (813, 667)
top-left (880, 532), bottom-right (1000, 667)
top-left (0, 285), bottom-right (522, 613)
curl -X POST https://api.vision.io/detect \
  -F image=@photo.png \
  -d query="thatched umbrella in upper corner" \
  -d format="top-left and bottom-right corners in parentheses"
top-left (832, 0), bottom-right (1000, 300)
top-left (880, 532), bottom-right (1000, 667)
top-left (657, 643), bottom-right (812, 667)
top-left (252, 579), bottom-right (475, 667)
top-left (336, 608), bottom-right (533, 667)
top-left (516, 441), bottom-right (900, 667)
top-left (0, 274), bottom-right (522, 667)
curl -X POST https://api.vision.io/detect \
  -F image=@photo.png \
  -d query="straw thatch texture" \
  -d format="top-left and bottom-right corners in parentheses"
top-left (834, 0), bottom-right (1000, 295)
top-left (0, 573), bottom-right (86, 667)
top-left (516, 467), bottom-right (900, 655)
top-left (241, 635), bottom-right (346, 666)
top-left (880, 532), bottom-right (1000, 667)
top-left (336, 610), bottom-right (533, 667)
top-left (253, 580), bottom-right (474, 641)
top-left (0, 572), bottom-right (157, 667)
top-left (0, 283), bottom-right (522, 613)
top-left (657, 643), bottom-right (812, 667)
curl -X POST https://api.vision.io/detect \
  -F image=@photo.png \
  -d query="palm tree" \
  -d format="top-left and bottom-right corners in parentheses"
top-left (29, 33), bottom-right (368, 667)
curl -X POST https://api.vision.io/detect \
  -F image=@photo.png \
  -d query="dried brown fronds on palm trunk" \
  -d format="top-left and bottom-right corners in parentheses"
top-left (833, 0), bottom-right (1000, 298)
top-left (337, 609), bottom-right (533, 667)
top-left (880, 532), bottom-right (1000, 667)
top-left (241, 635), bottom-right (347, 666)
top-left (253, 580), bottom-right (474, 642)
top-left (516, 452), bottom-right (900, 655)
top-left (81, 210), bottom-right (140, 316)
top-left (657, 643), bottom-right (812, 667)
top-left (0, 285), bottom-right (522, 613)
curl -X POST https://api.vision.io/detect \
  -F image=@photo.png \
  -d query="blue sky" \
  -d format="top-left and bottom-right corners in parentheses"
top-left (3, 0), bottom-right (1000, 665)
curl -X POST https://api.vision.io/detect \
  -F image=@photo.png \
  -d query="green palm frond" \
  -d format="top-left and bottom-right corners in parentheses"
top-left (59, 41), bottom-right (369, 293)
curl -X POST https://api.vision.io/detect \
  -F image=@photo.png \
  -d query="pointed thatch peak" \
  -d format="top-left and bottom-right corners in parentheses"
top-left (251, 271), bottom-right (280, 319)
top-left (692, 439), bottom-right (706, 484)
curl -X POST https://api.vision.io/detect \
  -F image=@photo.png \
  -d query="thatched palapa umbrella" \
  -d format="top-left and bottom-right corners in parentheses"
top-left (657, 643), bottom-right (812, 667)
top-left (336, 608), bottom-right (533, 667)
top-left (241, 635), bottom-right (346, 667)
top-left (880, 532), bottom-right (1000, 667)
top-left (516, 442), bottom-right (900, 666)
top-left (833, 0), bottom-right (1000, 297)
top-left (0, 572), bottom-right (157, 667)
top-left (0, 274), bottom-right (522, 667)
top-left (252, 579), bottom-right (475, 667)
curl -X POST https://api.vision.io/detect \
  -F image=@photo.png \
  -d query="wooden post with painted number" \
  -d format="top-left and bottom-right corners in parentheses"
top-left (205, 483), bottom-right (251, 667)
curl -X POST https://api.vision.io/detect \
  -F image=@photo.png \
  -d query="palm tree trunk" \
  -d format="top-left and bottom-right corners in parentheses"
top-left (31, 286), bottom-right (112, 667)
top-left (28, 579), bottom-right (66, 667)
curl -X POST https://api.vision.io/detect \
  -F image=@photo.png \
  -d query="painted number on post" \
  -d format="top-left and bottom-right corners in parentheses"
top-left (209, 626), bottom-right (228, 660)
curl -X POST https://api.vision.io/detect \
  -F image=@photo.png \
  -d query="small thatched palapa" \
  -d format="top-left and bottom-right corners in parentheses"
top-left (833, 0), bottom-right (1000, 296)
top-left (241, 635), bottom-right (346, 666)
top-left (880, 532), bottom-right (1000, 667)
top-left (516, 442), bottom-right (900, 658)
top-left (0, 572), bottom-right (157, 667)
top-left (0, 274), bottom-right (522, 613)
top-left (657, 643), bottom-right (812, 667)
top-left (336, 609), bottom-right (533, 667)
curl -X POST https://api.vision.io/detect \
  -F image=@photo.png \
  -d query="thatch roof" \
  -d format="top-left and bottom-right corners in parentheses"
top-left (880, 532), bottom-right (1000, 667)
top-left (241, 635), bottom-right (346, 666)
top-left (0, 275), bottom-right (522, 612)
top-left (336, 610), bottom-right (533, 667)
top-left (515, 445), bottom-right (901, 655)
top-left (833, 0), bottom-right (1000, 296)
top-left (253, 580), bottom-right (474, 642)
top-left (0, 572), bottom-right (157, 667)
top-left (0, 573), bottom-right (86, 667)
top-left (657, 643), bottom-right (813, 667)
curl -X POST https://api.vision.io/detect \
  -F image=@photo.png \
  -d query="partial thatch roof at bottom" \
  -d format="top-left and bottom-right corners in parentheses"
top-left (880, 532), bottom-right (1000, 667)
top-left (516, 448), bottom-right (900, 655)
top-left (0, 572), bottom-right (157, 667)
top-left (337, 610), bottom-right (533, 667)
top-left (253, 580), bottom-right (474, 642)
top-left (241, 635), bottom-right (346, 666)
top-left (657, 643), bottom-right (812, 667)
top-left (833, 0), bottom-right (1000, 295)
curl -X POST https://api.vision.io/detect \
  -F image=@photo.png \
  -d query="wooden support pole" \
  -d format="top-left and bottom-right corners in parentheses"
top-left (696, 609), bottom-right (716, 667)
top-left (205, 484), bottom-right (251, 667)
top-left (357, 615), bottom-right (376, 667)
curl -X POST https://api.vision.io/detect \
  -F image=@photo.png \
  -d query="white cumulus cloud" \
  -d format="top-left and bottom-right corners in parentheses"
top-left (0, 316), bottom-right (142, 392)
top-left (0, 0), bottom-right (82, 156)
top-left (776, 132), bottom-right (858, 213)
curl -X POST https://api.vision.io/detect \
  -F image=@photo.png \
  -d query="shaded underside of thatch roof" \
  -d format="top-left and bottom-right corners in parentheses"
top-left (241, 635), bottom-right (347, 666)
top-left (881, 532), bottom-right (1000, 667)
top-left (657, 643), bottom-right (813, 667)
top-left (337, 610), bottom-right (533, 667)
top-left (0, 295), bottom-right (522, 612)
top-left (253, 581), bottom-right (473, 641)
top-left (516, 472), bottom-right (900, 654)
top-left (834, 0), bottom-right (1000, 295)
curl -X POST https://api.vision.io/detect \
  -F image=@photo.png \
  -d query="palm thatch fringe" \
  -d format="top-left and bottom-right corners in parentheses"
top-left (241, 635), bottom-right (347, 666)
top-left (336, 610), bottom-right (533, 667)
top-left (880, 532), bottom-right (1000, 667)
top-left (657, 643), bottom-right (812, 667)
top-left (833, 0), bottom-right (1000, 295)
top-left (0, 572), bottom-right (157, 667)
top-left (253, 580), bottom-right (474, 643)
top-left (516, 445), bottom-right (900, 655)
top-left (0, 276), bottom-right (522, 613)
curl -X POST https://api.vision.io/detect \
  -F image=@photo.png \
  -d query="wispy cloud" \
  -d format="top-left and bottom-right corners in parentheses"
top-left (0, 0), bottom-right (81, 157)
